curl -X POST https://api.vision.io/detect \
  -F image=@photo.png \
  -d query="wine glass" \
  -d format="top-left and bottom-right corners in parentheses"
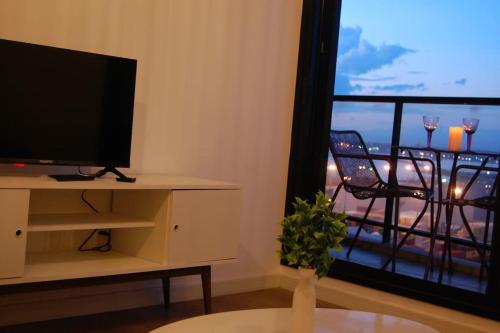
top-left (463, 118), bottom-right (479, 151)
top-left (423, 116), bottom-right (439, 148)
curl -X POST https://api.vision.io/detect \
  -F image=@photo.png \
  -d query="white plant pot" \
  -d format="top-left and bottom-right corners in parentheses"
top-left (291, 267), bottom-right (317, 333)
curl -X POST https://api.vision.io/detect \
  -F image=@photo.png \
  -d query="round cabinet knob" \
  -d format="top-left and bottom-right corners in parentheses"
top-left (173, 225), bottom-right (180, 231)
top-left (15, 229), bottom-right (22, 237)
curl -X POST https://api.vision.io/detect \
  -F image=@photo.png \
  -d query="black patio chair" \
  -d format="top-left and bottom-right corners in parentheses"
top-left (329, 130), bottom-right (435, 272)
top-left (448, 164), bottom-right (498, 280)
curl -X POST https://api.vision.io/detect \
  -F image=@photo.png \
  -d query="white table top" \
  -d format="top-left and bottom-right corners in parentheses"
top-left (150, 308), bottom-right (440, 333)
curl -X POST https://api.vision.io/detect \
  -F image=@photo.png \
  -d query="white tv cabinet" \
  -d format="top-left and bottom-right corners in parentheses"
top-left (0, 174), bottom-right (240, 313)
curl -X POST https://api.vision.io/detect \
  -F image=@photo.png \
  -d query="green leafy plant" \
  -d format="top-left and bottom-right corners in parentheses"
top-left (278, 191), bottom-right (347, 278)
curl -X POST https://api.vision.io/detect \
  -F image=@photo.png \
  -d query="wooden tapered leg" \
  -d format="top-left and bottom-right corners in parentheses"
top-left (201, 266), bottom-right (212, 314)
top-left (162, 276), bottom-right (170, 309)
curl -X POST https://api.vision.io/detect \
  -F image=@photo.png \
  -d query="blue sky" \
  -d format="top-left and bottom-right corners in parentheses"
top-left (332, 0), bottom-right (500, 152)
top-left (335, 0), bottom-right (500, 97)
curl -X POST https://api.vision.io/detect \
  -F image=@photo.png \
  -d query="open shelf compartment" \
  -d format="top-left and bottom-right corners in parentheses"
top-left (0, 251), bottom-right (165, 286)
top-left (28, 213), bottom-right (156, 232)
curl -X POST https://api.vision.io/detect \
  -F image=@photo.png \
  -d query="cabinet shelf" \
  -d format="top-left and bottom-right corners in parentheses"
top-left (28, 213), bottom-right (155, 232)
top-left (0, 251), bottom-right (165, 285)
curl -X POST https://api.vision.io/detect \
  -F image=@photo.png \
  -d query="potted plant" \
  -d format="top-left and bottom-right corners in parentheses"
top-left (278, 191), bottom-right (347, 333)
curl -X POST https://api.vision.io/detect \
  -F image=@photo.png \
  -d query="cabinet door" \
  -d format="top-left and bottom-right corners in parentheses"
top-left (168, 190), bottom-right (240, 265)
top-left (0, 189), bottom-right (30, 278)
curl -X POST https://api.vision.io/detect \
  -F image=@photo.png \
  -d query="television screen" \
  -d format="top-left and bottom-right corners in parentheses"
top-left (0, 39), bottom-right (136, 167)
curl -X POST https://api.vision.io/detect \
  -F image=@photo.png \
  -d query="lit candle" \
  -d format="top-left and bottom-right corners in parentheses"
top-left (448, 126), bottom-right (463, 151)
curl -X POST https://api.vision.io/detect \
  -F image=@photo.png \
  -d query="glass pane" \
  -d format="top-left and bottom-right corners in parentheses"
top-left (330, 102), bottom-right (394, 153)
top-left (400, 104), bottom-right (500, 152)
top-left (400, 104), bottom-right (499, 277)
top-left (335, 0), bottom-right (500, 97)
top-left (327, 102), bottom-right (394, 243)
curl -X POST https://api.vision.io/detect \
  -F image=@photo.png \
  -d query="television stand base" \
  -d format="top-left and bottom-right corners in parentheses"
top-left (94, 167), bottom-right (136, 183)
top-left (49, 174), bottom-right (95, 182)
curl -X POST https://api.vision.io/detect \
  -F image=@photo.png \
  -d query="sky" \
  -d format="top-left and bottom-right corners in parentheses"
top-left (335, 0), bottom-right (500, 97)
top-left (332, 0), bottom-right (500, 151)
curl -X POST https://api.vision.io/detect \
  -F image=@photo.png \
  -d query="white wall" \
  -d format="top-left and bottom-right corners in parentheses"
top-left (0, 0), bottom-right (302, 323)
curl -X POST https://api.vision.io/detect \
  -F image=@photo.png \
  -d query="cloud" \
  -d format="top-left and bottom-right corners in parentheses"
top-left (338, 40), bottom-right (414, 76)
top-left (372, 83), bottom-right (425, 92)
top-left (334, 26), bottom-right (416, 95)
top-left (334, 74), bottom-right (362, 95)
top-left (337, 26), bottom-right (362, 56)
top-left (455, 78), bottom-right (467, 85)
top-left (335, 74), bottom-right (356, 95)
top-left (351, 75), bottom-right (396, 82)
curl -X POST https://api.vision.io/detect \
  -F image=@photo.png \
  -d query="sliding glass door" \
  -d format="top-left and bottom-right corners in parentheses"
top-left (285, 0), bottom-right (500, 319)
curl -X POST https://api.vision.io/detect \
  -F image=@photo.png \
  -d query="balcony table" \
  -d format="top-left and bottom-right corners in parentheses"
top-left (396, 146), bottom-right (500, 282)
top-left (150, 308), bottom-right (439, 333)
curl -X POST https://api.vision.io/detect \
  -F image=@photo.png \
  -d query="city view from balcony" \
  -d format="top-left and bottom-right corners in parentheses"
top-left (326, 0), bottom-right (500, 291)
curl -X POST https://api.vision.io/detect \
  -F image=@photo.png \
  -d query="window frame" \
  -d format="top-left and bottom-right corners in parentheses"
top-left (286, 0), bottom-right (500, 320)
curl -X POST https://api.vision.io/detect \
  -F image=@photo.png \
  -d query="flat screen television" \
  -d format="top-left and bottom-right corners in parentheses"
top-left (0, 39), bottom-right (137, 168)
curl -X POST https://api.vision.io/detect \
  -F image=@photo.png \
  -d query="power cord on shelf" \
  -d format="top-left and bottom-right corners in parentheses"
top-left (80, 189), bottom-right (99, 213)
top-left (78, 229), bottom-right (112, 252)
top-left (78, 189), bottom-right (112, 252)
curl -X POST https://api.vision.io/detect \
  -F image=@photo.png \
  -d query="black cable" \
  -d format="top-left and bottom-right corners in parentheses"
top-left (78, 190), bottom-right (112, 252)
top-left (81, 190), bottom-right (98, 213)
top-left (78, 229), bottom-right (98, 251)
top-left (78, 229), bottom-right (112, 252)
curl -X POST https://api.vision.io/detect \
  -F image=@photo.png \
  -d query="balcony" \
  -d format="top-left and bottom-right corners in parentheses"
top-left (324, 97), bottom-right (499, 319)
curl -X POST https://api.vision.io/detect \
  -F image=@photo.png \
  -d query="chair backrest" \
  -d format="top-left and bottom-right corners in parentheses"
top-left (455, 164), bottom-right (498, 201)
top-left (329, 130), bottom-right (382, 188)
